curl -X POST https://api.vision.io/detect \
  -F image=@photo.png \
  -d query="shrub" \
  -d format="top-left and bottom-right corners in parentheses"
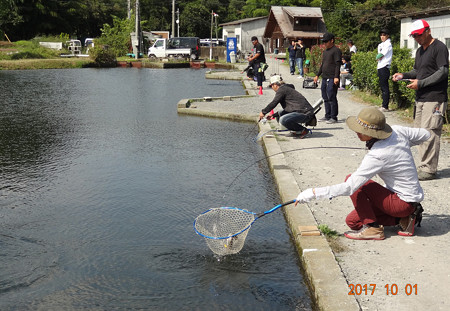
top-left (89, 42), bottom-right (117, 67)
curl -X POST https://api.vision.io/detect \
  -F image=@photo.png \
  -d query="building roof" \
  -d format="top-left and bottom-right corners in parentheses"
top-left (219, 16), bottom-right (268, 27)
top-left (264, 6), bottom-right (326, 39)
top-left (395, 6), bottom-right (450, 19)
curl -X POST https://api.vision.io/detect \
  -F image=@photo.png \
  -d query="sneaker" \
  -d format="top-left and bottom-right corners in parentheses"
top-left (379, 107), bottom-right (390, 112)
top-left (297, 75), bottom-right (303, 79)
top-left (291, 129), bottom-right (310, 139)
top-left (318, 117), bottom-right (329, 122)
top-left (326, 118), bottom-right (337, 124)
top-left (398, 203), bottom-right (424, 236)
top-left (344, 225), bottom-right (385, 240)
top-left (288, 129), bottom-right (310, 138)
top-left (417, 170), bottom-right (436, 181)
top-left (338, 87), bottom-right (345, 90)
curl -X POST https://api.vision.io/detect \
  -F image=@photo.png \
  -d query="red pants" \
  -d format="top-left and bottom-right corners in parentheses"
top-left (345, 175), bottom-right (416, 230)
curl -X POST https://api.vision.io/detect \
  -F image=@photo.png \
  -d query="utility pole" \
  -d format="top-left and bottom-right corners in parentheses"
top-left (210, 10), bottom-right (213, 60)
top-left (171, 0), bottom-right (175, 38)
top-left (176, 8), bottom-right (180, 37)
top-left (127, 0), bottom-right (131, 19)
top-left (134, 0), bottom-right (141, 59)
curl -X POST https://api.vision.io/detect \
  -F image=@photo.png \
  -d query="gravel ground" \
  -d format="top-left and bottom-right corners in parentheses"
top-left (192, 56), bottom-right (450, 311)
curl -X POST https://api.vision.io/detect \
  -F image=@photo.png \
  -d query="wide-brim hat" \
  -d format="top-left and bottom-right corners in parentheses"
top-left (346, 107), bottom-right (392, 139)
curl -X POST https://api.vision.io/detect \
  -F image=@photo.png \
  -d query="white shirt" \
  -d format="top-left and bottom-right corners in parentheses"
top-left (315, 126), bottom-right (431, 203)
top-left (377, 38), bottom-right (392, 69)
top-left (350, 45), bottom-right (357, 54)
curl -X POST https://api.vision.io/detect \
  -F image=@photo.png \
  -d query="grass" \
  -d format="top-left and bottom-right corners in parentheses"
top-left (0, 58), bottom-right (94, 70)
top-left (317, 224), bottom-right (346, 253)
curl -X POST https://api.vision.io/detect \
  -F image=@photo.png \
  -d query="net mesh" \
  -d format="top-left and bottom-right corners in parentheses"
top-left (194, 207), bottom-right (256, 256)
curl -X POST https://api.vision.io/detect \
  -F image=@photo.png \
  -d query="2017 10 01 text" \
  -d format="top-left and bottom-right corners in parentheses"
top-left (348, 284), bottom-right (418, 295)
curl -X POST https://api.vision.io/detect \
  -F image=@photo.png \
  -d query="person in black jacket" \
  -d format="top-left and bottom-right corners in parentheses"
top-left (259, 75), bottom-right (314, 138)
top-left (314, 32), bottom-right (342, 124)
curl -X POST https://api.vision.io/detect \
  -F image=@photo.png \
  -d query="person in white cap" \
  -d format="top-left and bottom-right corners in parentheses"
top-left (294, 107), bottom-right (430, 240)
top-left (392, 19), bottom-right (449, 181)
top-left (259, 75), bottom-right (315, 138)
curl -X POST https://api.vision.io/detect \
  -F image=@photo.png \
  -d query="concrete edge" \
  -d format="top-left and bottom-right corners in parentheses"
top-left (177, 107), bottom-right (257, 122)
top-left (259, 121), bottom-right (360, 311)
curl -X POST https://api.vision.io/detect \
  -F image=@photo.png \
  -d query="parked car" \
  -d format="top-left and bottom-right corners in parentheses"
top-left (168, 37), bottom-right (200, 60)
top-left (200, 39), bottom-right (225, 47)
top-left (148, 38), bottom-right (191, 59)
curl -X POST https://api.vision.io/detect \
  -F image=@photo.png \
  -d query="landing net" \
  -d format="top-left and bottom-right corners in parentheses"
top-left (194, 207), bottom-right (256, 256)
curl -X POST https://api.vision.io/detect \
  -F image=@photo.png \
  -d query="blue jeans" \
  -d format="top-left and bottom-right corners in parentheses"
top-left (279, 112), bottom-right (311, 131)
top-left (321, 78), bottom-right (339, 120)
top-left (289, 57), bottom-right (296, 74)
top-left (296, 58), bottom-right (304, 76)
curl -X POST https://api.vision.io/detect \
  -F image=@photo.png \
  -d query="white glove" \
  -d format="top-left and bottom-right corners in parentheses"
top-left (296, 188), bottom-right (315, 203)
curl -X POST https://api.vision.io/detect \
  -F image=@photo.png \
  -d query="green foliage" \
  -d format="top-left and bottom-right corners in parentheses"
top-left (318, 224), bottom-right (339, 238)
top-left (351, 50), bottom-right (379, 93)
top-left (98, 16), bottom-right (134, 57)
top-left (89, 42), bottom-right (117, 67)
top-left (0, 40), bottom-right (61, 60)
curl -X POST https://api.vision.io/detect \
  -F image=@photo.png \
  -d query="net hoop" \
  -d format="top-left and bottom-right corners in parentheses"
top-left (193, 207), bottom-right (257, 240)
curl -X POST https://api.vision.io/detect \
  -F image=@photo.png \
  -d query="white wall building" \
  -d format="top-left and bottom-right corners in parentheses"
top-left (220, 16), bottom-right (268, 54)
top-left (398, 6), bottom-right (450, 58)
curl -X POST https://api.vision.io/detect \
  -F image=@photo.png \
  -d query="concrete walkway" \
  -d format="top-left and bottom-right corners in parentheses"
top-left (178, 55), bottom-right (450, 311)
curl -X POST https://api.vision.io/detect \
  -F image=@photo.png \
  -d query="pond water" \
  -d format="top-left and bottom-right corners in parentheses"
top-left (0, 68), bottom-right (312, 310)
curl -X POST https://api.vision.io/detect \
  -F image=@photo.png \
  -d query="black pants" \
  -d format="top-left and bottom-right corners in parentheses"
top-left (252, 62), bottom-right (263, 87)
top-left (378, 66), bottom-right (390, 109)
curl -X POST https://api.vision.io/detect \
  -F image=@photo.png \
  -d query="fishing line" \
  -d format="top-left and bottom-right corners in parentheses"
top-left (222, 146), bottom-right (365, 199)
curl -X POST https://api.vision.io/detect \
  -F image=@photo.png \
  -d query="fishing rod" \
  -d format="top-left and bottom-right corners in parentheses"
top-left (222, 145), bottom-right (365, 198)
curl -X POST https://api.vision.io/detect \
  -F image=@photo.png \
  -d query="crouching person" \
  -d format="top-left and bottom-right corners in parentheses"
top-left (259, 75), bottom-right (315, 138)
top-left (295, 107), bottom-right (430, 240)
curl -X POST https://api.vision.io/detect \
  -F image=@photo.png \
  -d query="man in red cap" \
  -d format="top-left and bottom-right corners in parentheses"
top-left (393, 19), bottom-right (449, 180)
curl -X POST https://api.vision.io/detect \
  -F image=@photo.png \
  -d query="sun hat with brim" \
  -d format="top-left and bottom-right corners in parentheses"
top-left (346, 107), bottom-right (392, 139)
top-left (410, 19), bottom-right (429, 36)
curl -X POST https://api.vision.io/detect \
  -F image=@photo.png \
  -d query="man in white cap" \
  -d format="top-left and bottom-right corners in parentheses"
top-left (259, 75), bottom-right (315, 138)
top-left (295, 107), bottom-right (430, 240)
top-left (393, 19), bottom-right (449, 181)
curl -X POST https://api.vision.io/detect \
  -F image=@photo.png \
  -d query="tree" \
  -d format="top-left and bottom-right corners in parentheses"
top-left (0, 0), bottom-right (23, 38)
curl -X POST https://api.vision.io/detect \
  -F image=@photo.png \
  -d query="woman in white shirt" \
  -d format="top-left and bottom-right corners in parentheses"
top-left (295, 107), bottom-right (430, 240)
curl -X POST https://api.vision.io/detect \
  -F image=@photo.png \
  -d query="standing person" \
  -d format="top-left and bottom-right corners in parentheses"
top-left (377, 29), bottom-right (393, 112)
top-left (259, 75), bottom-right (314, 138)
top-left (392, 19), bottom-right (449, 181)
top-left (248, 36), bottom-right (266, 95)
top-left (288, 40), bottom-right (297, 75)
top-left (295, 107), bottom-right (430, 240)
top-left (314, 32), bottom-right (342, 124)
top-left (295, 38), bottom-right (306, 78)
top-left (347, 39), bottom-right (357, 54)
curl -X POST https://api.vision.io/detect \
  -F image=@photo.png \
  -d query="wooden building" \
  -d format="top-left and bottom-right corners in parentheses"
top-left (263, 6), bottom-right (327, 53)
